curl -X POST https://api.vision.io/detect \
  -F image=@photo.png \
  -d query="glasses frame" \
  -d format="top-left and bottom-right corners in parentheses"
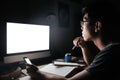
top-left (80, 21), bottom-right (89, 26)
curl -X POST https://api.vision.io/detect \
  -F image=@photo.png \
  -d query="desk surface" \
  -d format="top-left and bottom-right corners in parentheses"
top-left (20, 57), bottom-right (86, 80)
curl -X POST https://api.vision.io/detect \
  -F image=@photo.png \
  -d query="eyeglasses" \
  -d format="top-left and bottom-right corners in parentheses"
top-left (80, 21), bottom-right (89, 26)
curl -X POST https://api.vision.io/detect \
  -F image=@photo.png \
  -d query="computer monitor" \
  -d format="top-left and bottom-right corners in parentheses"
top-left (7, 22), bottom-right (50, 54)
top-left (3, 22), bottom-right (51, 63)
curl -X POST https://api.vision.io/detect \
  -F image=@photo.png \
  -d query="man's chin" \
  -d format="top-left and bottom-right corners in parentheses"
top-left (83, 38), bottom-right (90, 42)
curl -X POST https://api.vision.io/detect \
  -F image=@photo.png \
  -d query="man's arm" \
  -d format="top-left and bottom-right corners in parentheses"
top-left (26, 64), bottom-right (67, 80)
top-left (26, 62), bottom-right (95, 80)
top-left (67, 69), bottom-right (94, 80)
top-left (73, 36), bottom-right (94, 65)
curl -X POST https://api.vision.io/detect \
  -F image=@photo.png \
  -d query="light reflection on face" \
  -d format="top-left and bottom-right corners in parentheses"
top-left (81, 13), bottom-right (95, 41)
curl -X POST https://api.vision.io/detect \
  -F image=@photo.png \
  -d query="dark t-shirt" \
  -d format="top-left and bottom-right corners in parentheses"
top-left (86, 43), bottom-right (120, 80)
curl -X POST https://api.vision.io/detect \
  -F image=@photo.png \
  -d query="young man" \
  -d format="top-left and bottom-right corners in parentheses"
top-left (26, 0), bottom-right (120, 80)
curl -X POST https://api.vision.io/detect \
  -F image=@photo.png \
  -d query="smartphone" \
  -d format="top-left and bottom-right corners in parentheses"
top-left (23, 57), bottom-right (32, 65)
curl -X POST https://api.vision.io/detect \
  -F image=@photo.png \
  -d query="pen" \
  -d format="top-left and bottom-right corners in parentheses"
top-left (72, 46), bottom-right (76, 50)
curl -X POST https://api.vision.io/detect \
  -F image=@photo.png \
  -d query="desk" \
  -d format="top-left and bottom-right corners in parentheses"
top-left (19, 57), bottom-right (86, 80)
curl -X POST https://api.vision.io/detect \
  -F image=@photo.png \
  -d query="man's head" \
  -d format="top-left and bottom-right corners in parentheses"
top-left (80, 0), bottom-right (120, 42)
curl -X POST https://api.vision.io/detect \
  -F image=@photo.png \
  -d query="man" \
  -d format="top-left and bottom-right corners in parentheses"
top-left (26, 0), bottom-right (120, 80)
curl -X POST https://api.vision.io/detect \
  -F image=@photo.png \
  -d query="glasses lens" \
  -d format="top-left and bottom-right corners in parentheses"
top-left (80, 21), bottom-right (89, 26)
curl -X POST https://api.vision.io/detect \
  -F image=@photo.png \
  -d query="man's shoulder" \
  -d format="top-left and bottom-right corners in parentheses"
top-left (109, 43), bottom-right (120, 51)
top-left (103, 43), bottom-right (120, 52)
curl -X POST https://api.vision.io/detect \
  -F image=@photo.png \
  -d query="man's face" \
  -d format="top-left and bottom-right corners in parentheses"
top-left (81, 13), bottom-right (95, 41)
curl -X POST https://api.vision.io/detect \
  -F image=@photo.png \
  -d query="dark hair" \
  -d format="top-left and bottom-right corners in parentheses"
top-left (82, 0), bottom-right (120, 42)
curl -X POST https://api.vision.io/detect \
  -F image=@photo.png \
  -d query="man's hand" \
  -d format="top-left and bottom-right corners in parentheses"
top-left (26, 64), bottom-right (47, 80)
top-left (73, 36), bottom-right (86, 48)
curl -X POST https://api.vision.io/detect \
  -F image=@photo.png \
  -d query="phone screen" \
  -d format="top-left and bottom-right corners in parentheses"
top-left (24, 57), bottom-right (32, 65)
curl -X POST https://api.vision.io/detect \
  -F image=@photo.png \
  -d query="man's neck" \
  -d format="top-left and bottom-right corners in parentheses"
top-left (93, 38), bottom-right (111, 51)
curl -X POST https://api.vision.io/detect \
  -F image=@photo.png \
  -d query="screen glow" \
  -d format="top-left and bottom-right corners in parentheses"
top-left (7, 22), bottom-right (49, 54)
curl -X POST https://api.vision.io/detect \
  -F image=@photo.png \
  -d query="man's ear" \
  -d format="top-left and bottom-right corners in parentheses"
top-left (95, 21), bottom-right (102, 32)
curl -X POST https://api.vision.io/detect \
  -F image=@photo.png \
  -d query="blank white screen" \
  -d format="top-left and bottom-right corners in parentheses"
top-left (7, 22), bottom-right (49, 54)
